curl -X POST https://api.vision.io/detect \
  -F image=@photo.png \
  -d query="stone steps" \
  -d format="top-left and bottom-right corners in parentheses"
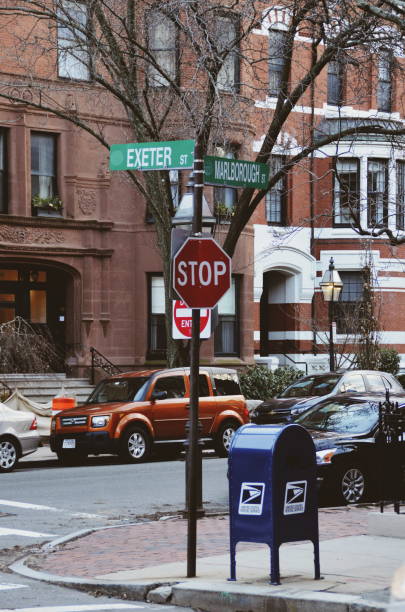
top-left (0, 373), bottom-right (95, 404)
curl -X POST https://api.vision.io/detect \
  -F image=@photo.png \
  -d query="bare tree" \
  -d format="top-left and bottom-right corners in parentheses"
top-left (0, 0), bottom-right (403, 365)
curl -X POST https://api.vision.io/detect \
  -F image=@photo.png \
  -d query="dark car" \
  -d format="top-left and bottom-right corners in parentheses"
top-left (293, 393), bottom-right (405, 504)
top-left (250, 370), bottom-right (404, 425)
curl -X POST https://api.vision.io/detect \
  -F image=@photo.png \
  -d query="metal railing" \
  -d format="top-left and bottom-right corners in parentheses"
top-left (90, 347), bottom-right (123, 385)
top-left (378, 391), bottom-right (405, 514)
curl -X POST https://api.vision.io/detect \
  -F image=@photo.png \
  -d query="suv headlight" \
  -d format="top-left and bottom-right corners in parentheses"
top-left (91, 415), bottom-right (109, 428)
top-left (316, 448), bottom-right (337, 465)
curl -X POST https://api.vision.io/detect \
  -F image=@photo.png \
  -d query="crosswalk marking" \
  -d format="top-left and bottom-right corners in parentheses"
top-left (0, 605), bottom-right (142, 611)
top-left (0, 498), bottom-right (102, 519)
top-left (0, 527), bottom-right (56, 538)
top-left (0, 582), bottom-right (28, 591)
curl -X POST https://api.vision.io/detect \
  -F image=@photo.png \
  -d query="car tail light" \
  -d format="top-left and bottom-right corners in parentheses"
top-left (29, 417), bottom-right (38, 431)
top-left (243, 406), bottom-right (249, 419)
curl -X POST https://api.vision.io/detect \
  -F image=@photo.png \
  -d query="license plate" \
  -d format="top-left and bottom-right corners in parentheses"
top-left (62, 439), bottom-right (76, 449)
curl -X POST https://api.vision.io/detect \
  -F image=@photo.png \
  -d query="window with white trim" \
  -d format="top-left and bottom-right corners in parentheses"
top-left (335, 271), bottom-right (364, 334)
top-left (333, 159), bottom-right (359, 225)
top-left (368, 159), bottom-right (388, 226)
top-left (377, 50), bottom-right (392, 113)
top-left (269, 29), bottom-right (287, 96)
top-left (266, 155), bottom-right (285, 224)
top-left (58, 1), bottom-right (90, 80)
top-left (216, 15), bottom-right (239, 92)
top-left (31, 133), bottom-right (57, 200)
top-left (397, 161), bottom-right (405, 230)
top-left (214, 277), bottom-right (239, 356)
top-left (148, 276), bottom-right (167, 354)
top-left (327, 60), bottom-right (344, 106)
top-left (146, 10), bottom-right (177, 87)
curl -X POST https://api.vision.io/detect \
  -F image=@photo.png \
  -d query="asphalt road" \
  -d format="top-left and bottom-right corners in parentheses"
top-left (0, 453), bottom-right (224, 610)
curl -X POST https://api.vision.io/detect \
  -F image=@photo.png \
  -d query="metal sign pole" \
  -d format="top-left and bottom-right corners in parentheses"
top-left (186, 137), bottom-right (204, 578)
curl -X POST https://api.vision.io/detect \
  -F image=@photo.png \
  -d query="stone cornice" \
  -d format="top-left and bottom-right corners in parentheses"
top-left (0, 214), bottom-right (113, 231)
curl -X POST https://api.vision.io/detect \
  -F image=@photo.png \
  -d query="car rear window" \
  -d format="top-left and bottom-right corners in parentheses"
top-left (213, 372), bottom-right (241, 396)
top-left (280, 375), bottom-right (339, 398)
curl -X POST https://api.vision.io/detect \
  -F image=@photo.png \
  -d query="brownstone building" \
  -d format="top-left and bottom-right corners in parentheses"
top-left (0, 1), bottom-right (403, 377)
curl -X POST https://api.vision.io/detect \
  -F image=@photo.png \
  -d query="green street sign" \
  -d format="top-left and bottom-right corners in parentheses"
top-left (110, 139), bottom-right (195, 171)
top-left (204, 155), bottom-right (269, 189)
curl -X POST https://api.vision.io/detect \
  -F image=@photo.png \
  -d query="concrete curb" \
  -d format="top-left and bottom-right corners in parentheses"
top-left (8, 527), bottom-right (390, 612)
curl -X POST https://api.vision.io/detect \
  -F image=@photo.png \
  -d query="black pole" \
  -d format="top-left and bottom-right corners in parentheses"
top-left (186, 137), bottom-right (204, 578)
top-left (329, 300), bottom-right (334, 372)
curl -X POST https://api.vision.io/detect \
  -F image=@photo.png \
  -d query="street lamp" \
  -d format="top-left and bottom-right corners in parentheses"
top-left (172, 175), bottom-right (216, 234)
top-left (320, 257), bottom-right (343, 372)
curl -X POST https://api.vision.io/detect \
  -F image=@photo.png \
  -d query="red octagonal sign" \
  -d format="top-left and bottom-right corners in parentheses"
top-left (173, 236), bottom-right (231, 309)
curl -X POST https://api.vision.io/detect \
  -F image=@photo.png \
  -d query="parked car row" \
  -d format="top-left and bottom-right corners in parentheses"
top-left (2, 366), bottom-right (405, 508)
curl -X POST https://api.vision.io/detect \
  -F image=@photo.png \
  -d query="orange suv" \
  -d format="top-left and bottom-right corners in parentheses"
top-left (50, 367), bottom-right (249, 464)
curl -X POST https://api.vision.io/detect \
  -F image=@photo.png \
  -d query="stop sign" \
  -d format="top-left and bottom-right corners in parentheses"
top-left (173, 236), bottom-right (231, 308)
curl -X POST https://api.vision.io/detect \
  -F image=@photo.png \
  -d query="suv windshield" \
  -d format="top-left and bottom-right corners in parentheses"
top-left (87, 377), bottom-right (150, 404)
top-left (295, 399), bottom-right (378, 434)
top-left (279, 375), bottom-right (340, 398)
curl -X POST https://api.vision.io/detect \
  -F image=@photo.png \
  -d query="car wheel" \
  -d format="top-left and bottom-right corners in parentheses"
top-left (214, 420), bottom-right (239, 458)
top-left (338, 464), bottom-right (369, 504)
top-left (57, 451), bottom-right (88, 466)
top-left (0, 437), bottom-right (19, 472)
top-left (119, 425), bottom-right (151, 463)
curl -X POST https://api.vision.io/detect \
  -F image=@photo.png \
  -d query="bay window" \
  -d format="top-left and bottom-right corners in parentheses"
top-left (368, 159), bottom-right (388, 226)
top-left (58, 0), bottom-right (90, 80)
top-left (333, 159), bottom-right (359, 225)
top-left (147, 10), bottom-right (177, 87)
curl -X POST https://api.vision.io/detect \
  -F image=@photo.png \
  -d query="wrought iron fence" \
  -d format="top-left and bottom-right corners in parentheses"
top-left (90, 347), bottom-right (122, 385)
top-left (378, 391), bottom-right (405, 514)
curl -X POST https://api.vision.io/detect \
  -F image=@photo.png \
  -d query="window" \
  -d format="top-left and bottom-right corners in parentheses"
top-left (266, 155), bottom-right (285, 224)
top-left (31, 133), bottom-right (57, 200)
top-left (58, 0), bottom-right (90, 80)
top-left (335, 271), bottom-right (363, 334)
top-left (377, 50), bottom-right (392, 112)
top-left (148, 275), bottom-right (166, 355)
top-left (0, 129), bottom-right (7, 213)
top-left (366, 374), bottom-right (390, 393)
top-left (216, 15), bottom-right (239, 92)
top-left (152, 376), bottom-right (185, 399)
top-left (147, 10), bottom-right (177, 87)
top-left (198, 374), bottom-right (210, 397)
top-left (213, 371), bottom-right (241, 396)
top-left (269, 29), bottom-right (287, 96)
top-left (397, 161), bottom-right (405, 230)
top-left (368, 159), bottom-right (388, 226)
top-left (214, 277), bottom-right (239, 355)
top-left (170, 170), bottom-right (180, 208)
top-left (333, 159), bottom-right (359, 225)
top-left (213, 148), bottom-right (237, 213)
top-left (327, 60), bottom-right (344, 106)
top-left (340, 374), bottom-right (366, 393)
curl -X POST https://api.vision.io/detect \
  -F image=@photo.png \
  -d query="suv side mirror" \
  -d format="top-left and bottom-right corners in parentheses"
top-left (151, 390), bottom-right (168, 400)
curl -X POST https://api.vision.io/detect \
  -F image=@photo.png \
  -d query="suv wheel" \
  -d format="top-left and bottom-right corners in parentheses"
top-left (0, 437), bottom-right (19, 472)
top-left (214, 420), bottom-right (239, 458)
top-left (120, 425), bottom-right (151, 463)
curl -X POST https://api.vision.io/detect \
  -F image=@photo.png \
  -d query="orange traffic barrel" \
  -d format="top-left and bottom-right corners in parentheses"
top-left (52, 397), bottom-right (76, 415)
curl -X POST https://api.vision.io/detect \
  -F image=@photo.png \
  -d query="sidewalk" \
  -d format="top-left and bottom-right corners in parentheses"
top-left (11, 501), bottom-right (404, 612)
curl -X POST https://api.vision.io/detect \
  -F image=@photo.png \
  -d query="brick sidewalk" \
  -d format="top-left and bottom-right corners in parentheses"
top-left (31, 505), bottom-right (374, 579)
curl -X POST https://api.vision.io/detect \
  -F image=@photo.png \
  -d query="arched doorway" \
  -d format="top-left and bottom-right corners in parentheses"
top-left (0, 264), bottom-right (67, 361)
top-left (260, 269), bottom-right (298, 356)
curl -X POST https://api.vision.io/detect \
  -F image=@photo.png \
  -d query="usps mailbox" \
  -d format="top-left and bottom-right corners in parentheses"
top-left (228, 423), bottom-right (320, 585)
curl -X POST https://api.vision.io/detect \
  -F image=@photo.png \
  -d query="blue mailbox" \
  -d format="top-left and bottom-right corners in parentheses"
top-left (228, 423), bottom-right (320, 585)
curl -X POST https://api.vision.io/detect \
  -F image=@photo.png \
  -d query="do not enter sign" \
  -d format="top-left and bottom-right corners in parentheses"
top-left (172, 300), bottom-right (211, 339)
top-left (173, 236), bottom-right (231, 309)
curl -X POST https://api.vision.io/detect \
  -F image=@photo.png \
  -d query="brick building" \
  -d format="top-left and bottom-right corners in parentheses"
top-left (0, 2), bottom-right (403, 376)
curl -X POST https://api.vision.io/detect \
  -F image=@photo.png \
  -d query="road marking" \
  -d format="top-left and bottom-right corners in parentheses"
top-left (0, 605), bottom-right (142, 611)
top-left (0, 582), bottom-right (28, 591)
top-left (0, 499), bottom-right (102, 519)
top-left (0, 527), bottom-right (56, 538)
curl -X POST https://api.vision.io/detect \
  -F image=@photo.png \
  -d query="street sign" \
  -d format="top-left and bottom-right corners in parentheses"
top-left (173, 236), bottom-right (231, 309)
top-left (172, 300), bottom-right (211, 339)
top-left (204, 155), bottom-right (269, 189)
top-left (110, 139), bottom-right (195, 171)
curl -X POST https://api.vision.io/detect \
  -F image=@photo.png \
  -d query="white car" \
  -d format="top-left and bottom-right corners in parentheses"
top-left (0, 403), bottom-right (40, 472)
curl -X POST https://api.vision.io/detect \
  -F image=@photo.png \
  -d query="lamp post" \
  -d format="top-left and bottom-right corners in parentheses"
top-left (171, 144), bottom-right (215, 578)
top-left (320, 257), bottom-right (343, 372)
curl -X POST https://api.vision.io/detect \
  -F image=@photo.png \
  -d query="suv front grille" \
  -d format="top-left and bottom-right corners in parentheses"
top-left (60, 415), bottom-right (88, 427)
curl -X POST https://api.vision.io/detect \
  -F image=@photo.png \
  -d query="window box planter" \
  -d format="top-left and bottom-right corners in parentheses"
top-left (33, 206), bottom-right (64, 218)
